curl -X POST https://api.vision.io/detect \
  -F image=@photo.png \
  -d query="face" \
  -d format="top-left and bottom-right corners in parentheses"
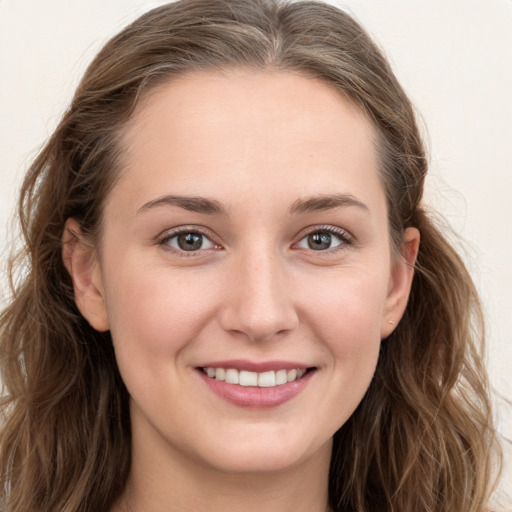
top-left (66, 70), bottom-right (417, 477)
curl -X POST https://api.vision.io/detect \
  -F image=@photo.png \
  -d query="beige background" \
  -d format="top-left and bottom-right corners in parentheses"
top-left (1, 0), bottom-right (511, 501)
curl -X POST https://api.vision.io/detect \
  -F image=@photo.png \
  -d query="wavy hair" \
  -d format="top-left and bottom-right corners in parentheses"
top-left (0, 1), bottom-right (501, 510)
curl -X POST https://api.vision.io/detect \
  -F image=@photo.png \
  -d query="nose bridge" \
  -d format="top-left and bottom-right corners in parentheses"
top-left (220, 240), bottom-right (298, 342)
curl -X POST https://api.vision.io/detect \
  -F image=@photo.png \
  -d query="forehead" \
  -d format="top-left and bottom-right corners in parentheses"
top-left (115, 70), bottom-right (383, 213)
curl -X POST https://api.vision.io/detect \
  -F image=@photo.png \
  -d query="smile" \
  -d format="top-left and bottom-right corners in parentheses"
top-left (201, 367), bottom-right (307, 387)
top-left (198, 363), bottom-right (315, 408)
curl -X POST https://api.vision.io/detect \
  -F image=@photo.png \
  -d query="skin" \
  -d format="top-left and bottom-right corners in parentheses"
top-left (63, 70), bottom-right (419, 512)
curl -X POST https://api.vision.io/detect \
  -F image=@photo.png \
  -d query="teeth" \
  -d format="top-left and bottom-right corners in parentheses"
top-left (203, 367), bottom-right (309, 387)
top-left (225, 369), bottom-right (239, 384)
top-left (239, 370), bottom-right (258, 387)
top-left (275, 369), bottom-right (288, 385)
top-left (258, 371), bottom-right (276, 387)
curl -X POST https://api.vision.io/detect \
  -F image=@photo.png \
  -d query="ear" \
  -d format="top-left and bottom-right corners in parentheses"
top-left (380, 227), bottom-right (420, 339)
top-left (62, 218), bottom-right (110, 332)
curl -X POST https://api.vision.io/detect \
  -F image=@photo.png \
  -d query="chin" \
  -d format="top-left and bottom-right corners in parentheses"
top-left (196, 432), bottom-right (332, 475)
top-left (205, 452), bottom-right (306, 475)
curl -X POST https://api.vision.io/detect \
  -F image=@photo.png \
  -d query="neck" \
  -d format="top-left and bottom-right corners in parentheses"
top-left (112, 427), bottom-right (332, 512)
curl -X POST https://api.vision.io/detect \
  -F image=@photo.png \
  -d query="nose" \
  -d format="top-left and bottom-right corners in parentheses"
top-left (218, 247), bottom-right (299, 343)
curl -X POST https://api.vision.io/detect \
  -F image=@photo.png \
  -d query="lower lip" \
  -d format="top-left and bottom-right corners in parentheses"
top-left (198, 369), bottom-right (315, 409)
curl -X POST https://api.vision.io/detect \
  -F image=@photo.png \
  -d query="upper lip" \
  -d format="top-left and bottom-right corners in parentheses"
top-left (197, 360), bottom-right (312, 372)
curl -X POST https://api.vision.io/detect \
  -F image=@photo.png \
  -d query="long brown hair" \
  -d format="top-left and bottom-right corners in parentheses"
top-left (0, 1), bottom-right (501, 510)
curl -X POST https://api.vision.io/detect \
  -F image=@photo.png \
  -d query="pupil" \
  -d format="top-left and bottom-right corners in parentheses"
top-left (308, 232), bottom-right (331, 250)
top-left (178, 233), bottom-right (202, 251)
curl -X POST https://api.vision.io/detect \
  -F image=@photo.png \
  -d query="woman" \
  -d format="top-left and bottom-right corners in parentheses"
top-left (0, 0), bottom-right (502, 511)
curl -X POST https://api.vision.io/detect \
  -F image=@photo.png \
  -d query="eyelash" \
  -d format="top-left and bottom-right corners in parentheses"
top-left (295, 225), bottom-right (353, 253)
top-left (157, 225), bottom-right (353, 256)
top-left (158, 227), bottom-right (220, 257)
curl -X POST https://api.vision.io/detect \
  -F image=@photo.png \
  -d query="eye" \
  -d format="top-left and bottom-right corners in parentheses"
top-left (296, 228), bottom-right (351, 251)
top-left (161, 230), bottom-right (216, 252)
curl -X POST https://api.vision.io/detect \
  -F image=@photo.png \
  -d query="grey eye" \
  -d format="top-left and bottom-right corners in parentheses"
top-left (177, 233), bottom-right (203, 251)
top-left (307, 232), bottom-right (332, 250)
top-left (166, 232), bottom-right (215, 252)
top-left (297, 230), bottom-right (344, 251)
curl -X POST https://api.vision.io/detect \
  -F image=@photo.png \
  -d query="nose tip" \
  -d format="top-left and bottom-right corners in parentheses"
top-left (218, 254), bottom-right (298, 343)
top-left (221, 296), bottom-right (298, 343)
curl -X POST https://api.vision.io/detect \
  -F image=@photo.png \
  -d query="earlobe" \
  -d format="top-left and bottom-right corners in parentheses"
top-left (62, 218), bottom-right (110, 332)
top-left (380, 227), bottom-right (420, 339)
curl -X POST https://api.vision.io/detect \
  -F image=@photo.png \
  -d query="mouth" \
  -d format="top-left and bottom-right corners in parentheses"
top-left (199, 366), bottom-right (314, 388)
top-left (196, 360), bottom-right (316, 408)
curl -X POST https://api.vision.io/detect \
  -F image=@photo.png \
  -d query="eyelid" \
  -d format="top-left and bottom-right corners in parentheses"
top-left (293, 225), bottom-right (354, 251)
top-left (155, 224), bottom-right (354, 257)
top-left (157, 225), bottom-right (222, 255)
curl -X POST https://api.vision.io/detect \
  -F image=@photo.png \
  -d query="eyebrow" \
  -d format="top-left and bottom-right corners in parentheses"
top-left (137, 192), bottom-right (368, 216)
top-left (137, 195), bottom-right (227, 215)
top-left (289, 194), bottom-right (369, 214)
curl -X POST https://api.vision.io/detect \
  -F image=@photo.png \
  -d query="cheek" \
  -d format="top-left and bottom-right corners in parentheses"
top-left (102, 258), bottom-right (220, 364)
top-left (300, 267), bottom-right (388, 417)
top-left (102, 260), bottom-right (225, 422)
top-left (303, 266), bottom-right (389, 347)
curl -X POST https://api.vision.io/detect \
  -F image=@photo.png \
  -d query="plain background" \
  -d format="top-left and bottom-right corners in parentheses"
top-left (1, 0), bottom-right (511, 500)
